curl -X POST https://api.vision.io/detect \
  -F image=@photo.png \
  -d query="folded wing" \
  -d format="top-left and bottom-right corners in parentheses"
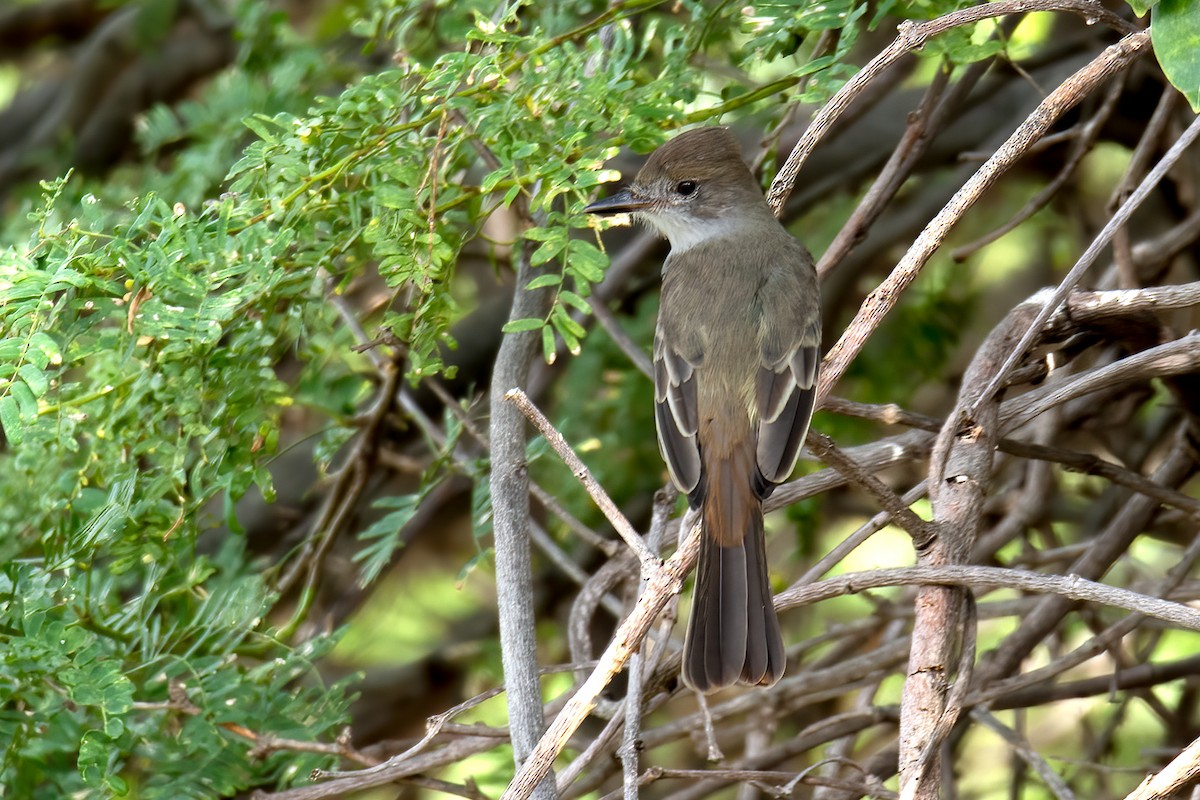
top-left (653, 342), bottom-right (702, 500)
top-left (755, 337), bottom-right (819, 490)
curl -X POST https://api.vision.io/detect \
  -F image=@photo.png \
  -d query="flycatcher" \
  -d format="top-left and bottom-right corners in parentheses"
top-left (585, 127), bottom-right (820, 691)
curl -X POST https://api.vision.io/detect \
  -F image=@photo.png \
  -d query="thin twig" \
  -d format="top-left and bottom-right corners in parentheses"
top-left (823, 394), bottom-right (1200, 517)
top-left (971, 112), bottom-right (1200, 414)
top-left (816, 59), bottom-right (954, 277)
top-left (950, 71), bottom-right (1127, 262)
top-left (620, 486), bottom-right (675, 798)
top-left (978, 430), bottom-right (1198, 683)
top-left (505, 388), bottom-right (659, 569)
top-left (251, 735), bottom-right (503, 799)
top-left (974, 528), bottom-right (1200, 708)
top-left (622, 766), bottom-right (899, 799)
top-left (800, 481), bottom-right (930, 586)
top-left (766, 0), bottom-right (1136, 214)
top-left (993, 654), bottom-right (1200, 711)
top-left (774, 565), bottom-right (1200, 631)
top-left (425, 377), bottom-right (623, 556)
top-left (502, 513), bottom-right (704, 800)
top-left (972, 709), bottom-right (1076, 800)
top-left (806, 431), bottom-right (935, 548)
top-left (1000, 331), bottom-right (1200, 433)
top-left (814, 30), bottom-right (1151, 409)
top-left (591, 297), bottom-right (653, 379)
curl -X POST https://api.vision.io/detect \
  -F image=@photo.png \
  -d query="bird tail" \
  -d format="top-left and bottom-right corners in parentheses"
top-left (682, 447), bottom-right (785, 692)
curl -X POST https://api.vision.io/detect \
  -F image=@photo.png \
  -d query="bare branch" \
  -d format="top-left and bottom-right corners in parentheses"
top-left (806, 431), bottom-right (935, 547)
top-left (973, 112), bottom-right (1200, 412)
top-left (971, 709), bottom-right (1076, 800)
top-left (503, 515), bottom-right (704, 800)
top-left (1001, 332), bottom-right (1200, 433)
top-left (814, 30), bottom-right (1151, 408)
top-left (775, 565), bottom-right (1200, 631)
top-left (506, 388), bottom-right (659, 569)
top-left (767, 0), bottom-right (1137, 214)
top-left (1118, 738), bottom-right (1200, 800)
top-left (490, 230), bottom-right (557, 799)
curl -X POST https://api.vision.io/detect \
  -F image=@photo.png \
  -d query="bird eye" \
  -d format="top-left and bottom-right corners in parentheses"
top-left (676, 180), bottom-right (697, 197)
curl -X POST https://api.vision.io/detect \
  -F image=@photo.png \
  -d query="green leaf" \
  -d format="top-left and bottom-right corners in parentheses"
top-left (104, 714), bottom-right (126, 739)
top-left (551, 305), bottom-right (587, 338)
top-left (0, 395), bottom-right (22, 445)
top-left (28, 331), bottom-right (63, 368)
top-left (530, 239), bottom-right (562, 266)
top-left (0, 338), bottom-right (24, 362)
top-left (1129, 0), bottom-right (1158, 14)
top-left (573, 168), bottom-right (622, 189)
top-left (375, 184), bottom-right (416, 209)
top-left (16, 364), bottom-right (49, 397)
top-left (524, 273), bottom-right (562, 290)
top-left (10, 380), bottom-right (38, 421)
top-left (77, 729), bottom-right (110, 788)
top-left (354, 494), bottom-right (420, 585)
top-left (223, 489), bottom-right (245, 534)
top-left (502, 317), bottom-right (545, 333)
top-left (1153, 0), bottom-right (1200, 111)
top-left (243, 113), bottom-right (284, 143)
top-left (480, 167), bottom-right (510, 194)
top-left (559, 290), bottom-right (590, 313)
top-left (922, 25), bottom-right (1005, 65)
top-left (522, 226), bottom-right (565, 243)
top-left (558, 324), bottom-right (581, 356)
top-left (541, 324), bottom-right (556, 365)
top-left (568, 240), bottom-right (608, 283)
top-left (77, 477), bottom-right (136, 552)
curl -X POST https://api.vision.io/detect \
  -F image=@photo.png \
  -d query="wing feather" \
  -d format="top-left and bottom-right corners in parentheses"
top-left (654, 343), bottom-right (702, 496)
top-left (755, 365), bottom-right (793, 424)
top-left (755, 334), bottom-right (818, 486)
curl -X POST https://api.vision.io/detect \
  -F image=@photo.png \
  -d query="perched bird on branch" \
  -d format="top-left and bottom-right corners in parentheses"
top-left (586, 127), bottom-right (820, 691)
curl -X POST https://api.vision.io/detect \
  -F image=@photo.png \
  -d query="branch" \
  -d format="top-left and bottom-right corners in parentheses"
top-left (972, 112), bottom-right (1200, 413)
top-left (898, 291), bottom-right (1025, 798)
top-left (970, 709), bottom-right (1076, 800)
top-left (994, 654), bottom-right (1200, 711)
top-left (823, 394), bottom-right (1200, 517)
top-left (774, 565), bottom-right (1200, 631)
top-left (949, 68), bottom-right (1127, 262)
top-left (1123, 734), bottom-right (1200, 796)
top-left (619, 488), bottom-right (676, 799)
top-left (815, 59), bottom-right (954, 277)
top-left (250, 735), bottom-right (501, 800)
top-left (621, 766), bottom-right (898, 799)
top-left (769, 429), bottom-right (935, 509)
top-left (813, 29), bottom-right (1151, 408)
top-left (1000, 331), bottom-right (1200, 433)
top-left (654, 708), bottom-right (902, 800)
top-left (1064, 281), bottom-right (1200, 318)
top-left (490, 229), bottom-right (557, 798)
top-left (272, 359), bottom-right (400, 630)
top-left (805, 431), bottom-right (935, 548)
top-left (976, 428), bottom-right (1198, 683)
top-left (766, 0), bottom-right (1137, 214)
top-left (505, 388), bottom-right (659, 569)
top-left (502, 515), bottom-right (704, 800)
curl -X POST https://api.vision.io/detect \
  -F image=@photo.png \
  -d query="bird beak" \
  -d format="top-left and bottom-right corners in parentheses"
top-left (583, 188), bottom-right (652, 216)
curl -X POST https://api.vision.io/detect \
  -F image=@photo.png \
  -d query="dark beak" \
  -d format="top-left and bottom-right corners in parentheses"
top-left (583, 188), bottom-right (652, 216)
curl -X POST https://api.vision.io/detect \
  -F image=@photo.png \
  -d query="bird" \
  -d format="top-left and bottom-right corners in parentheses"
top-left (584, 126), bottom-right (820, 691)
